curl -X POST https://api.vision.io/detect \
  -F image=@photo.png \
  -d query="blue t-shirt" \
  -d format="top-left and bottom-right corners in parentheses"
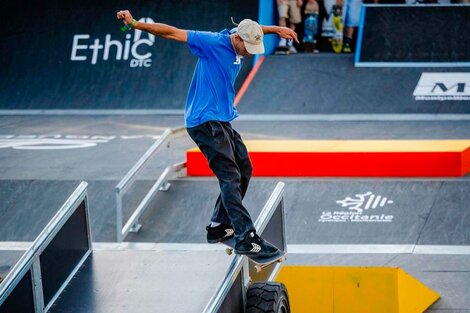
top-left (185, 29), bottom-right (242, 128)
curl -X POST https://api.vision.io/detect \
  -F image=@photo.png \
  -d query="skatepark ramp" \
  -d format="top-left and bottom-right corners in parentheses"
top-left (0, 181), bottom-right (289, 312)
top-left (0, 182), bottom-right (91, 312)
top-left (235, 54), bottom-right (470, 115)
top-left (276, 266), bottom-right (439, 313)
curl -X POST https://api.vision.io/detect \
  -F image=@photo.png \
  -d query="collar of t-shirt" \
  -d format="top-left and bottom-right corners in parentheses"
top-left (226, 28), bottom-right (243, 64)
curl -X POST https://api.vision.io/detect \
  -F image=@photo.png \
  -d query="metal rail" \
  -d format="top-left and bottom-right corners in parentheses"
top-left (115, 126), bottom-right (187, 242)
top-left (203, 182), bottom-right (286, 313)
top-left (0, 182), bottom-right (92, 312)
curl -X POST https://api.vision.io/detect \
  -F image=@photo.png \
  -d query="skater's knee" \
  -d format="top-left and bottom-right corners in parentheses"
top-left (218, 172), bottom-right (242, 187)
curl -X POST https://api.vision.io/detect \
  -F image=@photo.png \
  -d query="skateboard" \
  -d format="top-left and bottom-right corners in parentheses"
top-left (221, 238), bottom-right (286, 272)
top-left (331, 4), bottom-right (343, 53)
top-left (321, 1), bottom-right (343, 53)
top-left (303, 12), bottom-right (319, 53)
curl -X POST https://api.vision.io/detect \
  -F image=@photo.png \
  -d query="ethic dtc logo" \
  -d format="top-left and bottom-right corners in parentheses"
top-left (71, 17), bottom-right (156, 68)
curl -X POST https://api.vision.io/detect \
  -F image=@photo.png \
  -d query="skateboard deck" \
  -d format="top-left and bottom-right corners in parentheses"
top-left (321, 1), bottom-right (343, 53)
top-left (303, 13), bottom-right (318, 44)
top-left (331, 5), bottom-right (343, 53)
top-left (304, 13), bottom-right (319, 53)
top-left (220, 238), bottom-right (286, 272)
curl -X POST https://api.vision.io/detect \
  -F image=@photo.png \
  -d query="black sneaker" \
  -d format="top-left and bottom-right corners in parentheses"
top-left (206, 223), bottom-right (234, 243)
top-left (234, 232), bottom-right (279, 258)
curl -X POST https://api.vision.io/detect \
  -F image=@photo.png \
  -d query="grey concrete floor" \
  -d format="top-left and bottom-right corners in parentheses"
top-left (1, 114), bottom-right (469, 312)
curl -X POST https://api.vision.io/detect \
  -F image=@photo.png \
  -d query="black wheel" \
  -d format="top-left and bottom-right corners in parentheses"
top-left (245, 282), bottom-right (290, 313)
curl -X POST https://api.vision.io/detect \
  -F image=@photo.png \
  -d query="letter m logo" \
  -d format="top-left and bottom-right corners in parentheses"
top-left (431, 83), bottom-right (466, 94)
top-left (414, 73), bottom-right (470, 97)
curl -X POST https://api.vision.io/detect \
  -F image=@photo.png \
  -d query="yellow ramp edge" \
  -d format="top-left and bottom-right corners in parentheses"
top-left (275, 266), bottom-right (440, 313)
top-left (397, 268), bottom-right (440, 313)
top-left (188, 140), bottom-right (470, 153)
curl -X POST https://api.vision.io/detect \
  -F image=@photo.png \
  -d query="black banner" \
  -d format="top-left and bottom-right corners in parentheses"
top-left (0, 0), bottom-right (258, 109)
top-left (357, 5), bottom-right (470, 64)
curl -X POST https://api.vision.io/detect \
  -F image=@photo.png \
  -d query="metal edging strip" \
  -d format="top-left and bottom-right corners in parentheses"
top-left (354, 5), bottom-right (366, 66)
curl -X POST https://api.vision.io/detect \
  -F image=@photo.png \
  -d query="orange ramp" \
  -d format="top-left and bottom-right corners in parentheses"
top-left (186, 140), bottom-right (470, 177)
top-left (275, 266), bottom-right (440, 313)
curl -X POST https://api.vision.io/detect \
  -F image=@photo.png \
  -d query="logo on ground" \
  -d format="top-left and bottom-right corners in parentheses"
top-left (319, 192), bottom-right (395, 223)
top-left (413, 73), bottom-right (470, 101)
top-left (0, 134), bottom-right (160, 150)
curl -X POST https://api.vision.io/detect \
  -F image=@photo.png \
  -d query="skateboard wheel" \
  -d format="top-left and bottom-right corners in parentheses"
top-left (225, 248), bottom-right (233, 255)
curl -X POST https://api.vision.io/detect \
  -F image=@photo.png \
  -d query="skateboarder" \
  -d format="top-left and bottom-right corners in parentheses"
top-left (117, 10), bottom-right (298, 257)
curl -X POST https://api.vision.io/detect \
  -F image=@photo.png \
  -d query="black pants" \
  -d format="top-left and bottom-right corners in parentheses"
top-left (187, 121), bottom-right (255, 242)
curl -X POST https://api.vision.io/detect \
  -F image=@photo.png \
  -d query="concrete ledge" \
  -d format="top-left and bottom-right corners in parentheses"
top-left (187, 140), bottom-right (470, 177)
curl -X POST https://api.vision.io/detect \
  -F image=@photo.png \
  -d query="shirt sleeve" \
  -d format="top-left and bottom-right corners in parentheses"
top-left (187, 31), bottom-right (218, 58)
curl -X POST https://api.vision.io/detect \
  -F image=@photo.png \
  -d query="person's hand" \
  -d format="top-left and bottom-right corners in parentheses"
top-left (297, 0), bottom-right (304, 7)
top-left (277, 27), bottom-right (299, 43)
top-left (116, 10), bottom-right (134, 25)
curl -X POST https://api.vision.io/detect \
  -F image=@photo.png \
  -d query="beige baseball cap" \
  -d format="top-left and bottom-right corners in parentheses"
top-left (235, 19), bottom-right (265, 55)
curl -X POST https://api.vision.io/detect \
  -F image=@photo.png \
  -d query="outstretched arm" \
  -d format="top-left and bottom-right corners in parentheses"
top-left (117, 10), bottom-right (188, 42)
top-left (261, 25), bottom-right (299, 43)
